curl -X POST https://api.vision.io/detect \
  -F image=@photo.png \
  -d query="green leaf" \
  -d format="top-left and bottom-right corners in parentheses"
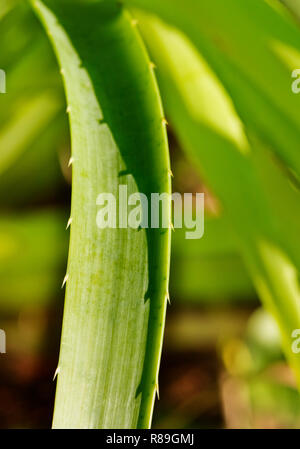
top-left (0, 92), bottom-right (61, 176)
top-left (0, 0), bottom-right (18, 20)
top-left (171, 217), bottom-right (255, 303)
top-left (31, 0), bottom-right (171, 429)
top-left (137, 14), bottom-right (300, 387)
top-left (0, 2), bottom-right (67, 205)
top-left (0, 210), bottom-right (67, 311)
top-left (126, 0), bottom-right (300, 180)
top-left (281, 0), bottom-right (300, 22)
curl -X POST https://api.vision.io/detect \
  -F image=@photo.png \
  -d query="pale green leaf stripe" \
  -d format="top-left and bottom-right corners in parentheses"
top-left (31, 0), bottom-right (171, 429)
top-left (138, 16), bottom-right (300, 386)
top-left (0, 93), bottom-right (61, 175)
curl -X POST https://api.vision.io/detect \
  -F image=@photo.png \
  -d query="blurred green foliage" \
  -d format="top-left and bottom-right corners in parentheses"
top-left (1, 0), bottom-right (300, 429)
